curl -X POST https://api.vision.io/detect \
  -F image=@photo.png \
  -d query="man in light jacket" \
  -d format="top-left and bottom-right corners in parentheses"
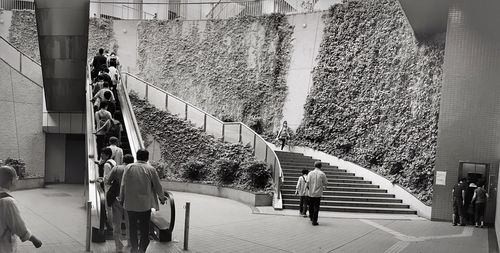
top-left (306, 161), bottom-right (328, 226)
top-left (0, 166), bottom-right (42, 252)
top-left (120, 149), bottom-right (166, 253)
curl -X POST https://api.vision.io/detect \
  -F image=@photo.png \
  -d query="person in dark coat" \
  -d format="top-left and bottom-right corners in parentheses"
top-left (452, 178), bottom-right (466, 226)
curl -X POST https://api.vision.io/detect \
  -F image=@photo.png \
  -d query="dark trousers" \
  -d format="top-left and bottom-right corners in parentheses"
top-left (308, 197), bottom-right (321, 223)
top-left (127, 210), bottom-right (151, 253)
top-left (279, 138), bottom-right (286, 150)
top-left (452, 198), bottom-right (464, 224)
top-left (299, 196), bottom-right (308, 215)
top-left (96, 134), bottom-right (106, 160)
top-left (475, 202), bottom-right (486, 224)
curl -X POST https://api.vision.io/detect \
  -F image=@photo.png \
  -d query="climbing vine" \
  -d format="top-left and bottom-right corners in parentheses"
top-left (136, 14), bottom-right (293, 132)
top-left (294, 0), bottom-right (445, 204)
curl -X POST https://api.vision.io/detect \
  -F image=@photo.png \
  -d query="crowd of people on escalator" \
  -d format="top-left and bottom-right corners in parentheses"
top-left (91, 48), bottom-right (167, 253)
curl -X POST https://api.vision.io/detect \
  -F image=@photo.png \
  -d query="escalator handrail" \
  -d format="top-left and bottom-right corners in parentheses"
top-left (164, 191), bottom-right (176, 232)
top-left (117, 80), bottom-right (145, 159)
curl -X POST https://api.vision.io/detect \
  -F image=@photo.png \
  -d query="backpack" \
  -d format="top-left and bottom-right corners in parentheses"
top-left (107, 120), bottom-right (121, 138)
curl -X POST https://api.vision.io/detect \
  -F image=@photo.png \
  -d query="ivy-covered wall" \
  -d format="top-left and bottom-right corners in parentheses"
top-left (9, 10), bottom-right (40, 62)
top-left (295, 0), bottom-right (445, 204)
top-left (136, 15), bottom-right (293, 132)
top-left (8, 11), bottom-right (116, 62)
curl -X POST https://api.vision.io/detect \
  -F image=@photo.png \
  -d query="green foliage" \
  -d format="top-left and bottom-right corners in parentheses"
top-left (213, 159), bottom-right (240, 185)
top-left (2, 158), bottom-right (26, 179)
top-left (180, 160), bottom-right (208, 181)
top-left (9, 10), bottom-right (39, 63)
top-left (130, 92), bottom-right (272, 192)
top-left (241, 160), bottom-right (271, 189)
top-left (294, 0), bottom-right (445, 205)
top-left (88, 18), bottom-right (118, 58)
top-left (8, 13), bottom-right (116, 62)
top-left (136, 14), bottom-right (293, 132)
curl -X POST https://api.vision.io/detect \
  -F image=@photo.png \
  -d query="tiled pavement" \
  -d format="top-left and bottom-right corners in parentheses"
top-left (9, 185), bottom-right (497, 253)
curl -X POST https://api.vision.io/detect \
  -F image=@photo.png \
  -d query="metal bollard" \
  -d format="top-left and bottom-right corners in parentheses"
top-left (184, 202), bottom-right (190, 250)
top-left (85, 201), bottom-right (92, 252)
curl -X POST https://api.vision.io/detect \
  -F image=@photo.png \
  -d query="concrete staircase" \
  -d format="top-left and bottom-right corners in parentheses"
top-left (276, 151), bottom-right (417, 214)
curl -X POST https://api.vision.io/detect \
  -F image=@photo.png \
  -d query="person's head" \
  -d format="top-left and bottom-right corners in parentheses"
top-left (459, 178), bottom-right (466, 183)
top-left (98, 48), bottom-right (104, 55)
top-left (96, 75), bottom-right (104, 83)
top-left (104, 68), bottom-right (109, 73)
top-left (314, 161), bottom-right (322, 169)
top-left (136, 149), bottom-right (149, 162)
top-left (105, 50), bottom-right (109, 54)
top-left (123, 154), bottom-right (134, 165)
top-left (110, 52), bottom-right (116, 57)
top-left (104, 90), bottom-right (112, 101)
top-left (301, 169), bottom-right (309, 175)
top-left (99, 101), bottom-right (108, 110)
top-left (109, 61), bottom-right (117, 67)
top-left (0, 166), bottom-right (17, 190)
top-left (101, 147), bottom-right (112, 161)
top-left (109, 136), bottom-right (118, 146)
top-left (283, 121), bottom-right (287, 127)
top-left (103, 81), bottom-right (110, 88)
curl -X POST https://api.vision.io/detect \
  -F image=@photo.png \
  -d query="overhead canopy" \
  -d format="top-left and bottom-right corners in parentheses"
top-left (35, 0), bottom-right (89, 112)
top-left (398, 0), bottom-right (451, 39)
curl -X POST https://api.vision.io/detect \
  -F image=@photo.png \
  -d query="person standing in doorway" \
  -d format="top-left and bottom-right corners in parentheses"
top-left (0, 166), bottom-right (42, 252)
top-left (295, 169), bottom-right (309, 217)
top-left (452, 178), bottom-right (466, 226)
top-left (306, 161), bottom-right (328, 226)
top-left (120, 149), bottom-right (166, 253)
top-left (471, 184), bottom-right (489, 228)
top-left (276, 121), bottom-right (291, 151)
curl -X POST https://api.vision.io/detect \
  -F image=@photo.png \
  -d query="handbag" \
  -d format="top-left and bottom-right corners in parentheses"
top-left (106, 179), bottom-right (120, 207)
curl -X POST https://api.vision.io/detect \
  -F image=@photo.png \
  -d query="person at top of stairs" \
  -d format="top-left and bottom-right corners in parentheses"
top-left (276, 121), bottom-right (291, 150)
top-left (295, 169), bottom-right (309, 217)
top-left (306, 161), bottom-right (328, 226)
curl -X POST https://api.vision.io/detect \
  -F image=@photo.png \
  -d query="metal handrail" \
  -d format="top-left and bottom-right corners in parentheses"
top-left (117, 80), bottom-right (145, 159)
top-left (165, 191), bottom-right (176, 232)
top-left (122, 72), bottom-right (283, 209)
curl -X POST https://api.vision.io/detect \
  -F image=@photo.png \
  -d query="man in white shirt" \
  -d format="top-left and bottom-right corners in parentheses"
top-left (306, 161), bottom-right (328, 226)
top-left (120, 149), bottom-right (166, 253)
top-left (0, 166), bottom-right (42, 252)
top-left (107, 137), bottom-right (123, 165)
top-left (295, 169), bottom-right (309, 217)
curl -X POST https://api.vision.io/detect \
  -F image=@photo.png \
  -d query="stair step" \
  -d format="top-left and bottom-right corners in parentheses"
top-left (281, 183), bottom-right (379, 190)
top-left (284, 175), bottom-right (364, 180)
top-left (283, 199), bottom-right (409, 209)
top-left (280, 162), bottom-right (331, 166)
top-left (281, 189), bottom-right (395, 198)
top-left (282, 171), bottom-right (353, 176)
top-left (281, 165), bottom-right (340, 170)
top-left (282, 178), bottom-right (371, 184)
top-left (281, 194), bottom-right (401, 203)
top-left (282, 205), bottom-right (417, 214)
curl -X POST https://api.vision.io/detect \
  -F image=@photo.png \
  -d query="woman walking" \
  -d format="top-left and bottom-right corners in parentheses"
top-left (276, 121), bottom-right (291, 151)
top-left (471, 184), bottom-right (489, 228)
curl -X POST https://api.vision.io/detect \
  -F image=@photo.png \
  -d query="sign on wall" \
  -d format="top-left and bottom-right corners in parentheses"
top-left (435, 171), bottom-right (447, 185)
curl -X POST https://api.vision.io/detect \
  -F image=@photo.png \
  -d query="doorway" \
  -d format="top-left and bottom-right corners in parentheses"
top-left (64, 135), bottom-right (85, 184)
top-left (458, 162), bottom-right (497, 224)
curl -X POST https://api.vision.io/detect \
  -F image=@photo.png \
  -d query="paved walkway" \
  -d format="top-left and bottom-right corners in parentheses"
top-left (9, 185), bottom-right (498, 253)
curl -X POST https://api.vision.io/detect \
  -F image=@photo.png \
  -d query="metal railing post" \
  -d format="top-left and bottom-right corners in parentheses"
top-left (185, 104), bottom-right (188, 120)
top-left (221, 124), bottom-right (225, 142)
top-left (265, 145), bottom-right (268, 162)
top-left (252, 134), bottom-right (256, 155)
top-left (85, 201), bottom-right (91, 252)
top-left (203, 114), bottom-right (207, 132)
top-left (19, 53), bottom-right (22, 72)
top-left (184, 202), bottom-right (190, 250)
top-left (239, 124), bottom-right (242, 143)
top-left (145, 83), bottom-right (149, 100)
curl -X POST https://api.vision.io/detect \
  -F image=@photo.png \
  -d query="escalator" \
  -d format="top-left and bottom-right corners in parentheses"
top-left (86, 71), bottom-right (176, 244)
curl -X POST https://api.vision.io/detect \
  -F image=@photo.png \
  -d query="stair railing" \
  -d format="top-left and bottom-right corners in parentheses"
top-left (122, 72), bottom-right (284, 209)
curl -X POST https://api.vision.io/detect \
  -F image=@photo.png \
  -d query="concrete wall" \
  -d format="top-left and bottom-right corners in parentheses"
top-left (432, 0), bottom-right (500, 222)
top-left (0, 10), bottom-right (13, 39)
top-left (113, 20), bottom-right (140, 74)
top-left (0, 58), bottom-right (45, 178)
top-left (281, 11), bottom-right (325, 130)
